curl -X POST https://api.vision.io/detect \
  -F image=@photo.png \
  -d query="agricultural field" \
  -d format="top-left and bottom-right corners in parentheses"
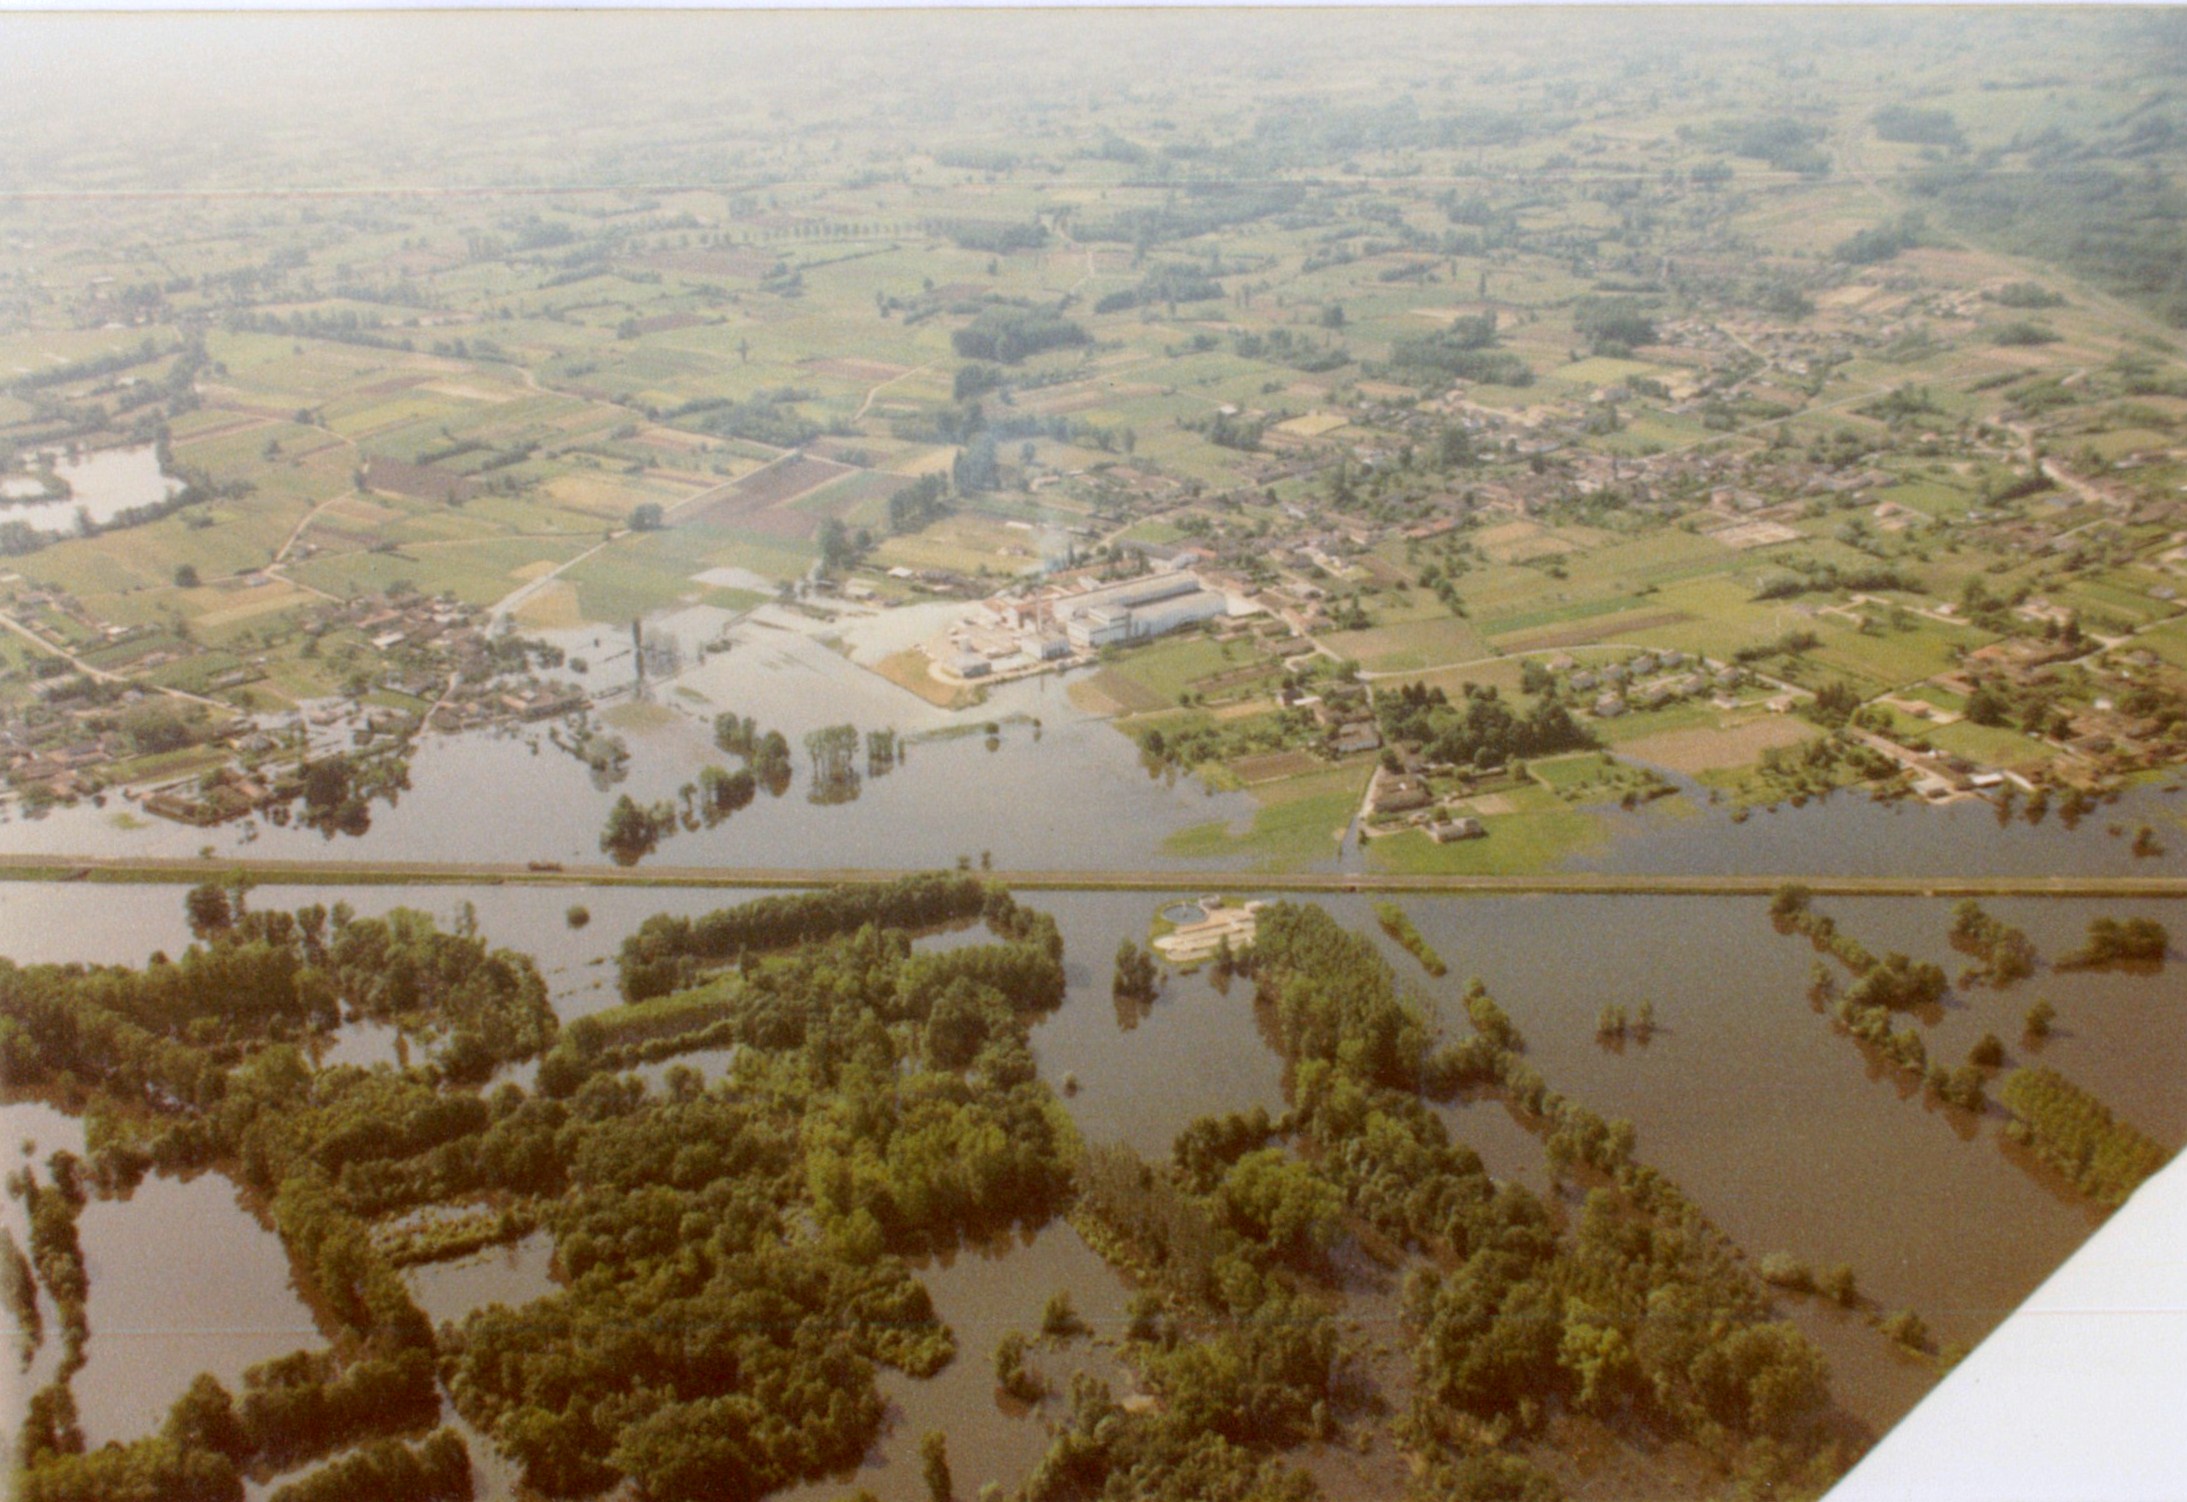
top-left (1161, 762), bottom-right (1369, 869)
top-left (3, 12), bottom-right (2187, 1494)
top-left (1366, 795), bottom-right (1612, 875)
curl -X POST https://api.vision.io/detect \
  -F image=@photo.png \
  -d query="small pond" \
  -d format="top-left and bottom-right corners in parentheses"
top-left (0, 444), bottom-right (183, 535)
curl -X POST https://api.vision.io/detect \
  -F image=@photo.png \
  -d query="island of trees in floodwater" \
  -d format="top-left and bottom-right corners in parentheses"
top-left (2, 873), bottom-right (2181, 1501)
top-left (2, 6), bottom-right (2186, 1499)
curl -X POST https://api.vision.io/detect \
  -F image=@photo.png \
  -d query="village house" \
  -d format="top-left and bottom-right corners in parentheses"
top-left (1368, 769), bottom-right (1434, 815)
top-left (1332, 721), bottom-right (1382, 757)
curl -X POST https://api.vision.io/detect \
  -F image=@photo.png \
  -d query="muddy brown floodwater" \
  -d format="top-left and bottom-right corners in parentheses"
top-left (2, 882), bottom-right (2180, 1494)
top-left (775, 1220), bottom-right (1136, 1502)
top-left (1353, 892), bottom-right (2187, 1436)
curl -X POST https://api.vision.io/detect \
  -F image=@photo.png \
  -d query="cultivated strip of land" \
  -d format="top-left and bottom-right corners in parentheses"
top-left (3, 853), bottom-right (2185, 899)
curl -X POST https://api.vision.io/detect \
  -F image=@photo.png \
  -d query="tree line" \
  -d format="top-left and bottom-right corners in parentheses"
top-left (1773, 886), bottom-right (1943, 1080)
top-left (1386, 311), bottom-right (1535, 387)
top-left (615, 871), bottom-right (1018, 1002)
top-left (950, 306), bottom-right (1090, 364)
top-left (1377, 680), bottom-right (1595, 769)
top-left (2057, 915), bottom-right (2167, 970)
top-left (3, 890), bottom-right (569, 1501)
top-left (1949, 900), bottom-right (2038, 987)
top-left (1057, 902), bottom-right (1844, 1501)
top-left (445, 890), bottom-right (1080, 1499)
top-left (1999, 1066), bottom-right (2168, 1208)
top-left (1092, 261), bottom-right (1225, 315)
top-left (713, 711), bottom-right (795, 792)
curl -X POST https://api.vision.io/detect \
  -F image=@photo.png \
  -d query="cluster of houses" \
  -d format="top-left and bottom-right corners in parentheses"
top-left (1293, 680), bottom-right (1382, 756)
top-left (344, 593), bottom-right (479, 656)
top-left (1557, 650), bottom-right (1747, 720)
top-left (1, 697), bottom-right (183, 803)
top-left (1945, 637), bottom-right (2182, 780)
top-left (142, 761), bottom-right (289, 826)
top-left (2, 580), bottom-right (147, 660)
top-left (429, 679), bottom-right (587, 735)
top-left (0, 573), bottom-right (605, 818)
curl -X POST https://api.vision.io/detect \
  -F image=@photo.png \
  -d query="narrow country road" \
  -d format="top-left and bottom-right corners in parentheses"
top-left (0, 610), bottom-right (230, 711)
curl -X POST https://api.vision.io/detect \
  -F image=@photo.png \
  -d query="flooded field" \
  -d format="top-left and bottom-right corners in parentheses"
top-left (0, 1099), bottom-right (322, 1469)
top-left (72, 1173), bottom-right (322, 1446)
top-left (401, 1230), bottom-right (558, 1330)
top-left (1026, 889), bottom-right (1293, 1158)
top-left (1028, 888), bottom-right (2187, 1438)
top-left (2, 879), bottom-right (2181, 1491)
top-left (777, 1222), bottom-right (1136, 1502)
top-left (10, 589), bottom-right (2187, 886)
top-left (1363, 895), bottom-right (2187, 1393)
top-left (0, 444), bottom-right (183, 536)
top-left (1581, 772), bottom-right (2187, 880)
top-left (0, 608), bottom-right (1257, 871)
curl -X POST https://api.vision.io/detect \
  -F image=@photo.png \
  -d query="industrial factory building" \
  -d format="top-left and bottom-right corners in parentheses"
top-left (1059, 573), bottom-right (1232, 652)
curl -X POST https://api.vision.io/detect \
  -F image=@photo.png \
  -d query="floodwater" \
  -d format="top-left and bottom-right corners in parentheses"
top-left (0, 445), bottom-right (183, 535)
top-left (401, 1229), bottom-right (557, 1330)
top-left (1352, 892), bottom-right (2187, 1433)
top-left (1026, 889), bottom-right (1290, 1158)
top-left (0, 880), bottom-right (798, 1026)
top-left (1432, 1090), bottom-right (1556, 1200)
top-left (626, 1045), bottom-right (740, 1093)
top-left (0, 1100), bottom-right (85, 1478)
top-left (1579, 772), bottom-right (2187, 879)
top-left (0, 600), bottom-right (1257, 871)
top-left (9, 584), bottom-right (2187, 882)
top-left (0, 1109), bottom-right (324, 1460)
top-left (316, 1015), bottom-right (405, 1070)
top-left (778, 1220), bottom-right (1136, 1502)
top-left (234, 1399), bottom-right (528, 1502)
top-left (73, 1173), bottom-right (321, 1446)
top-left (3, 881), bottom-right (2181, 1483)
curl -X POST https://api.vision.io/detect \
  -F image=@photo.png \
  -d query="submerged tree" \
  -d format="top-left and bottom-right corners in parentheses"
top-left (805, 724), bottom-right (861, 804)
top-left (867, 728), bottom-right (898, 777)
top-left (1113, 940), bottom-right (1159, 1007)
top-left (600, 794), bottom-right (674, 864)
top-left (919, 1430), bottom-right (952, 1502)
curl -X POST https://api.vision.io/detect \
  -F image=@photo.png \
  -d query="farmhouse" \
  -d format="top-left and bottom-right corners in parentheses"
top-left (1332, 722), bottom-right (1382, 756)
top-left (1369, 771), bottom-right (1434, 815)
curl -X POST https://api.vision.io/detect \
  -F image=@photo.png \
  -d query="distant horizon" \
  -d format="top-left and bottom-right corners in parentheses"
top-left (0, 6), bottom-right (2179, 1501)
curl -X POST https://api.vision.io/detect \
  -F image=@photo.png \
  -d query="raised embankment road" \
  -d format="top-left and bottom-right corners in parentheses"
top-left (3, 853), bottom-right (2186, 899)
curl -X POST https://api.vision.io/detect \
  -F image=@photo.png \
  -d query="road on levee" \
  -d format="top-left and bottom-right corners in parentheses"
top-left (3, 853), bottom-right (2185, 900)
